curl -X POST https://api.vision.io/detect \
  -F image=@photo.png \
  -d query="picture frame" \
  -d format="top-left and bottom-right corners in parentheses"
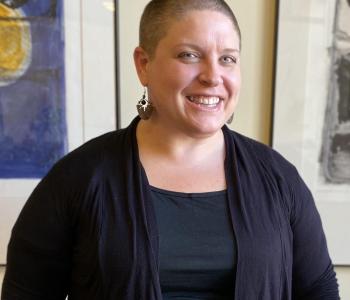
top-left (0, 0), bottom-right (117, 263)
top-left (272, 0), bottom-right (350, 265)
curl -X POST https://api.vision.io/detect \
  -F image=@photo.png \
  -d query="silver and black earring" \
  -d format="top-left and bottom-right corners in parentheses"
top-left (226, 113), bottom-right (234, 124)
top-left (136, 87), bottom-right (153, 120)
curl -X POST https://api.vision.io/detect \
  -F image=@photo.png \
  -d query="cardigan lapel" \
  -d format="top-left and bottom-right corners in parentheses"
top-left (129, 117), bottom-right (162, 299)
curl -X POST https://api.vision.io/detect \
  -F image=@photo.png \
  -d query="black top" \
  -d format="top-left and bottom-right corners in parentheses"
top-left (151, 187), bottom-right (236, 300)
top-left (1, 117), bottom-right (339, 300)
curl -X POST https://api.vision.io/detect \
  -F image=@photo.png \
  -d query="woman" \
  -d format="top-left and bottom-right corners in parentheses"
top-left (1, 0), bottom-right (340, 299)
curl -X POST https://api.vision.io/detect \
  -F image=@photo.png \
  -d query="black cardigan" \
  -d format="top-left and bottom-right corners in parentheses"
top-left (2, 117), bottom-right (339, 300)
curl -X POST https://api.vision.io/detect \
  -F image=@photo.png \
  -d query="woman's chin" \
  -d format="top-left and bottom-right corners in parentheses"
top-left (184, 117), bottom-right (226, 138)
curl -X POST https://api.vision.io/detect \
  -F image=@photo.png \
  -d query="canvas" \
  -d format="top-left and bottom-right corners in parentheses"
top-left (0, 0), bottom-right (67, 178)
top-left (0, 0), bottom-right (117, 263)
top-left (273, 0), bottom-right (350, 264)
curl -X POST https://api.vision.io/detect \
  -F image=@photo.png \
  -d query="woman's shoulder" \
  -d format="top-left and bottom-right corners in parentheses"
top-left (46, 125), bottom-right (135, 186)
top-left (225, 128), bottom-right (313, 218)
top-left (60, 129), bottom-right (128, 166)
top-left (24, 126), bottom-right (136, 218)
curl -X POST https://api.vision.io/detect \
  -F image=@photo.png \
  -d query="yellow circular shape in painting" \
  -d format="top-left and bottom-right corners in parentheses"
top-left (0, 3), bottom-right (32, 87)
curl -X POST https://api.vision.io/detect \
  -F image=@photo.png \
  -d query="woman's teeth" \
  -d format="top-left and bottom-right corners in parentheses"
top-left (187, 96), bottom-right (221, 105)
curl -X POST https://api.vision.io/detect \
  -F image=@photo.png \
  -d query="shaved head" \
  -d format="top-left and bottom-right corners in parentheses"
top-left (139, 0), bottom-right (241, 58)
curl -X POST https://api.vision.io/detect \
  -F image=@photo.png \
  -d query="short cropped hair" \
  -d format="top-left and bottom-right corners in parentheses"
top-left (139, 0), bottom-right (241, 58)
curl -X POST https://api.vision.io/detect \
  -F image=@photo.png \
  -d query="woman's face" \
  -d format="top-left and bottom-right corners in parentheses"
top-left (135, 10), bottom-right (241, 137)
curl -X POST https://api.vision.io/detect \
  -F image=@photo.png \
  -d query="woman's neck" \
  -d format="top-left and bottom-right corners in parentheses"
top-left (136, 118), bottom-right (227, 193)
top-left (136, 118), bottom-right (225, 163)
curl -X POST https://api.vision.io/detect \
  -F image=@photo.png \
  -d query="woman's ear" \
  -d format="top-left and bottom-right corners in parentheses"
top-left (133, 46), bottom-right (150, 86)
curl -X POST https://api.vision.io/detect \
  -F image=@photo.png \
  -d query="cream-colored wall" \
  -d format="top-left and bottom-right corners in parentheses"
top-left (119, 0), bottom-right (149, 128)
top-left (337, 267), bottom-right (350, 299)
top-left (226, 0), bottom-right (275, 144)
top-left (118, 1), bottom-right (349, 298)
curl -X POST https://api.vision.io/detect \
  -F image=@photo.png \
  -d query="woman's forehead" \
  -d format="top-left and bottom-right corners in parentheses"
top-left (169, 9), bottom-right (236, 29)
top-left (159, 10), bottom-right (239, 46)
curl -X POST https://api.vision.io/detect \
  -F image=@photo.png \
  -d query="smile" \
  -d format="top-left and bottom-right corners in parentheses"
top-left (187, 96), bottom-right (222, 106)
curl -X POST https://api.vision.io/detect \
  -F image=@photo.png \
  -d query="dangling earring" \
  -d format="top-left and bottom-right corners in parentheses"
top-left (226, 113), bottom-right (234, 124)
top-left (136, 87), bottom-right (153, 120)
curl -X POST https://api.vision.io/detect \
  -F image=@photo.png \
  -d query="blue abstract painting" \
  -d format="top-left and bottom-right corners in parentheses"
top-left (0, 0), bottom-right (67, 178)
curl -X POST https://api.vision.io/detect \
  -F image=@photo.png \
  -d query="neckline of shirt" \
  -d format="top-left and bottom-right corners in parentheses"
top-left (150, 185), bottom-right (227, 198)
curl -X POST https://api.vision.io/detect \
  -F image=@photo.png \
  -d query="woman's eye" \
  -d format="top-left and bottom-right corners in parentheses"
top-left (221, 56), bottom-right (237, 64)
top-left (178, 52), bottom-right (199, 60)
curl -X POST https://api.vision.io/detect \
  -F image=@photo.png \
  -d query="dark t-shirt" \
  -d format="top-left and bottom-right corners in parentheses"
top-left (151, 186), bottom-right (236, 300)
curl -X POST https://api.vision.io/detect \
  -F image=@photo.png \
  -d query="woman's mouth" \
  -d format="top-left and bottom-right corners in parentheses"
top-left (187, 96), bottom-right (222, 107)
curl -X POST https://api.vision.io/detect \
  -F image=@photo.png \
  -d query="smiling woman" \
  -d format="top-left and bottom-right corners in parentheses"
top-left (1, 0), bottom-right (340, 299)
top-left (0, 3), bottom-right (31, 86)
top-left (134, 9), bottom-right (241, 140)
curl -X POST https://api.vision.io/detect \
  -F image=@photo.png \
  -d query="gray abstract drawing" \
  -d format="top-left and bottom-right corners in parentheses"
top-left (321, 0), bottom-right (350, 183)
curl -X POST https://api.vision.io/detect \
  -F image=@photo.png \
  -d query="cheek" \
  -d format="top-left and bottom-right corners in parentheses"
top-left (147, 64), bottom-right (193, 107)
top-left (223, 71), bottom-right (241, 110)
top-left (159, 64), bottom-right (198, 91)
top-left (227, 71), bottom-right (241, 95)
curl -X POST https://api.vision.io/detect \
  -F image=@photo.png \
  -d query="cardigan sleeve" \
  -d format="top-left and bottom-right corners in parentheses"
top-left (1, 165), bottom-right (73, 300)
top-left (289, 170), bottom-right (340, 299)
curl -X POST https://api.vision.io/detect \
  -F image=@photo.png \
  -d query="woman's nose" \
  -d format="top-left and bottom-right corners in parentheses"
top-left (198, 60), bottom-right (223, 86)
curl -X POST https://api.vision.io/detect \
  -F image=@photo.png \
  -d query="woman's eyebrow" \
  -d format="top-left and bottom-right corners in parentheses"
top-left (174, 43), bottom-right (239, 53)
top-left (173, 43), bottom-right (202, 50)
top-left (222, 48), bottom-right (240, 53)
top-left (174, 43), bottom-right (241, 53)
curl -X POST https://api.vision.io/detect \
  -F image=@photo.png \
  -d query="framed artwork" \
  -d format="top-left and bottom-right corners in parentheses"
top-left (0, 0), bottom-right (117, 262)
top-left (273, 0), bottom-right (350, 265)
